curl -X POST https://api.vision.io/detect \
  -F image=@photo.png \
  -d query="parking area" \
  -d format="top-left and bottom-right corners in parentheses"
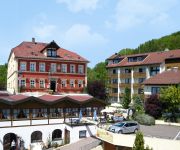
top-left (140, 124), bottom-right (180, 140)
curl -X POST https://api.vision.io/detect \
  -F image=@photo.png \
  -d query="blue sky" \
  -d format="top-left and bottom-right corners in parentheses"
top-left (0, 0), bottom-right (180, 67)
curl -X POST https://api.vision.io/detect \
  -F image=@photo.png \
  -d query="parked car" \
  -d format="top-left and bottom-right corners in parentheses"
top-left (112, 116), bottom-right (125, 122)
top-left (108, 121), bottom-right (140, 134)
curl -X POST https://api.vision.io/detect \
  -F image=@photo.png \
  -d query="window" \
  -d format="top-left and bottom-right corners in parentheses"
top-left (70, 64), bottom-right (75, 73)
top-left (13, 109), bottom-right (29, 119)
top-left (61, 64), bottom-right (67, 73)
top-left (138, 78), bottom-right (145, 83)
top-left (20, 62), bottom-right (26, 71)
top-left (50, 108), bottom-right (63, 118)
top-left (52, 129), bottom-right (62, 141)
top-left (112, 88), bottom-right (118, 93)
top-left (78, 65), bottom-right (84, 74)
top-left (125, 78), bottom-right (131, 83)
top-left (128, 56), bottom-right (146, 62)
top-left (30, 62), bottom-right (36, 72)
top-left (150, 66), bottom-right (160, 76)
top-left (51, 63), bottom-right (56, 72)
top-left (151, 87), bottom-right (160, 94)
top-left (113, 69), bottom-right (117, 74)
top-left (47, 48), bottom-right (57, 57)
top-left (139, 68), bottom-right (145, 73)
top-left (125, 69), bottom-right (131, 73)
top-left (112, 78), bottom-right (118, 84)
top-left (70, 79), bottom-right (75, 88)
top-left (78, 80), bottom-right (83, 88)
top-left (0, 109), bottom-right (10, 120)
top-left (39, 63), bottom-right (45, 72)
top-left (31, 131), bottom-right (42, 143)
top-left (79, 130), bottom-right (86, 138)
top-left (32, 108), bottom-right (47, 118)
top-left (138, 88), bottom-right (144, 94)
top-left (30, 79), bottom-right (35, 88)
top-left (20, 79), bottom-right (26, 87)
top-left (39, 79), bottom-right (45, 88)
top-left (61, 80), bottom-right (66, 87)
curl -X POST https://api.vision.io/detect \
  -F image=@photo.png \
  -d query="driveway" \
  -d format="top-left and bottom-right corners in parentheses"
top-left (140, 124), bottom-right (180, 140)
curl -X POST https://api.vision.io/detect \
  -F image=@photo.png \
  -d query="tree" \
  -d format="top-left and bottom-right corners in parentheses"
top-left (132, 95), bottom-right (145, 114)
top-left (87, 80), bottom-right (106, 100)
top-left (160, 86), bottom-right (180, 121)
top-left (122, 87), bottom-right (131, 109)
top-left (133, 131), bottom-right (153, 150)
top-left (0, 64), bottom-right (7, 90)
top-left (132, 131), bottom-right (144, 150)
top-left (145, 95), bottom-right (162, 119)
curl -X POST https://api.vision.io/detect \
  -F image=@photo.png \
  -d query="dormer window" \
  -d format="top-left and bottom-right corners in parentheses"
top-left (128, 55), bottom-right (147, 62)
top-left (47, 48), bottom-right (57, 57)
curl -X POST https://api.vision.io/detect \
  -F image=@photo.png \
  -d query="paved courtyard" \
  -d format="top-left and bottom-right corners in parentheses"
top-left (140, 124), bottom-right (180, 140)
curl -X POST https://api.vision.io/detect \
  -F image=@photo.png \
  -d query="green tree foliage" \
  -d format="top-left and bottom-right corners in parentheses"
top-left (160, 86), bottom-right (180, 120)
top-left (132, 95), bottom-right (145, 114)
top-left (0, 64), bottom-right (7, 90)
top-left (122, 87), bottom-right (131, 109)
top-left (132, 131), bottom-right (144, 150)
top-left (119, 31), bottom-right (180, 55)
top-left (133, 131), bottom-right (153, 150)
top-left (87, 62), bottom-right (108, 100)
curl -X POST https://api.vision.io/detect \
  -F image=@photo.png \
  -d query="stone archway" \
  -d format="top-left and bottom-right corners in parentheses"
top-left (3, 133), bottom-right (17, 150)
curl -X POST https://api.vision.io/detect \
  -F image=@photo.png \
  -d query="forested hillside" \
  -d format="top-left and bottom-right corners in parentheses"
top-left (119, 31), bottom-right (180, 55)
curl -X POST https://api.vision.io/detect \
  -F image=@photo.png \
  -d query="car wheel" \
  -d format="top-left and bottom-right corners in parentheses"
top-left (118, 130), bottom-right (123, 134)
top-left (134, 129), bottom-right (138, 133)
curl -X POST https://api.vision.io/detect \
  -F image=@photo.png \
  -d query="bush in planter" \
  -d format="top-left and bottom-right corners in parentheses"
top-left (134, 113), bottom-right (155, 125)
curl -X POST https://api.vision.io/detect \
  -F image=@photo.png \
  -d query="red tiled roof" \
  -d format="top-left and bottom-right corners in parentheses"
top-left (107, 49), bottom-right (180, 67)
top-left (39, 95), bottom-right (65, 102)
top-left (0, 94), bottom-right (95, 103)
top-left (68, 95), bottom-right (93, 102)
top-left (11, 41), bottom-right (88, 62)
top-left (143, 70), bottom-right (180, 85)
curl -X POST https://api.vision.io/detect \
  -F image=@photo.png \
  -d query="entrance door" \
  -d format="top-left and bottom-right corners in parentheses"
top-left (50, 80), bottom-right (56, 92)
top-left (64, 129), bottom-right (70, 144)
top-left (3, 133), bottom-right (17, 150)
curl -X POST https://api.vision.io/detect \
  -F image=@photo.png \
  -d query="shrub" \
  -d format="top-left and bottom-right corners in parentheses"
top-left (132, 95), bottom-right (145, 114)
top-left (133, 131), bottom-right (144, 150)
top-left (134, 113), bottom-right (155, 125)
top-left (145, 95), bottom-right (162, 119)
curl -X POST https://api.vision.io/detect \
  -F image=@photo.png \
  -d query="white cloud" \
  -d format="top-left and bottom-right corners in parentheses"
top-left (106, 0), bottom-right (178, 31)
top-left (33, 24), bottom-right (56, 39)
top-left (56, 0), bottom-right (99, 13)
top-left (63, 24), bottom-right (107, 47)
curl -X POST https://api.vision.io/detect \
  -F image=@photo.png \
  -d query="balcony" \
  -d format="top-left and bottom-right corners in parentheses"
top-left (108, 74), bottom-right (118, 78)
top-left (133, 83), bottom-right (142, 88)
top-left (133, 72), bottom-right (146, 78)
top-left (120, 73), bottom-right (131, 78)
top-left (109, 93), bottom-right (118, 97)
top-left (119, 83), bottom-right (131, 88)
top-left (108, 84), bottom-right (118, 88)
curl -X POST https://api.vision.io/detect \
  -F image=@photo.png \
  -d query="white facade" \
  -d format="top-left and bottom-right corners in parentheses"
top-left (0, 118), bottom-right (96, 150)
top-left (7, 52), bottom-right (18, 94)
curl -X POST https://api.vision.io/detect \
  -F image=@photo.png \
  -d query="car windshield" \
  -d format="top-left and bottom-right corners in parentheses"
top-left (114, 123), bottom-right (125, 127)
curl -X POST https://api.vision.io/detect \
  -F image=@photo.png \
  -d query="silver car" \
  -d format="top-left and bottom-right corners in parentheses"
top-left (108, 121), bottom-right (140, 134)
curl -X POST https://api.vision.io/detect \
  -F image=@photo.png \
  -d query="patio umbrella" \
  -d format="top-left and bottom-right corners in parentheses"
top-left (93, 110), bottom-right (97, 121)
top-left (101, 107), bottom-right (116, 113)
top-left (79, 109), bottom-right (82, 121)
top-left (111, 103), bottom-right (122, 108)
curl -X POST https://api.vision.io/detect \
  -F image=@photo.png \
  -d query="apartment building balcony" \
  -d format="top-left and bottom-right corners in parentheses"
top-left (133, 72), bottom-right (146, 78)
top-left (119, 83), bottom-right (131, 88)
top-left (109, 93), bottom-right (118, 97)
top-left (120, 73), bottom-right (131, 78)
top-left (133, 83), bottom-right (142, 88)
top-left (108, 84), bottom-right (118, 88)
top-left (108, 74), bottom-right (118, 78)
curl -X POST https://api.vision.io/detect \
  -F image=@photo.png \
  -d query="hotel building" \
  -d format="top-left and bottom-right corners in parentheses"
top-left (106, 49), bottom-right (180, 103)
top-left (7, 38), bottom-right (88, 94)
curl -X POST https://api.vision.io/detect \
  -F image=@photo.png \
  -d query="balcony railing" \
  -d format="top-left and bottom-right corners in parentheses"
top-left (120, 73), bottom-right (131, 78)
top-left (133, 72), bottom-right (146, 77)
top-left (119, 83), bottom-right (131, 88)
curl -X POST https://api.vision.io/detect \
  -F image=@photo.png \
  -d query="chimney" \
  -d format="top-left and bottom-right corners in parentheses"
top-left (32, 37), bottom-right (35, 43)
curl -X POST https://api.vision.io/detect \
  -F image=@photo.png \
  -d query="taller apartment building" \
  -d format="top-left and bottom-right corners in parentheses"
top-left (106, 49), bottom-right (180, 103)
top-left (7, 38), bottom-right (88, 94)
